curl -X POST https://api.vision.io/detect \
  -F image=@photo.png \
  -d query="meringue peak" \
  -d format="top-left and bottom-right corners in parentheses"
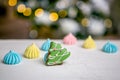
top-left (63, 33), bottom-right (77, 45)
top-left (82, 35), bottom-right (96, 49)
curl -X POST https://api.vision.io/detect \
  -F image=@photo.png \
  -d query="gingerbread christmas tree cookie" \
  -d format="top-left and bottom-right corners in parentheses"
top-left (43, 42), bottom-right (70, 66)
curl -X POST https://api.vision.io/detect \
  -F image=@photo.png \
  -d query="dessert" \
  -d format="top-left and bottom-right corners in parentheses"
top-left (63, 33), bottom-right (77, 45)
top-left (43, 42), bottom-right (70, 66)
top-left (102, 41), bottom-right (118, 53)
top-left (41, 39), bottom-right (51, 51)
top-left (24, 43), bottom-right (40, 59)
top-left (82, 35), bottom-right (96, 49)
top-left (3, 50), bottom-right (22, 65)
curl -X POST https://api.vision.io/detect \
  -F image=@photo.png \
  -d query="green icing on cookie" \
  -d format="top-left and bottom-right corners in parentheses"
top-left (50, 42), bottom-right (62, 50)
top-left (45, 42), bottom-right (70, 66)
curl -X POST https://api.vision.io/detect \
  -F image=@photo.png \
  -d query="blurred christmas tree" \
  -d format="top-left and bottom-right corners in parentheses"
top-left (8, 0), bottom-right (112, 39)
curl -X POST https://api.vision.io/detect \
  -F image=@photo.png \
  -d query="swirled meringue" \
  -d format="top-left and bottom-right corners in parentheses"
top-left (63, 33), bottom-right (77, 45)
top-left (102, 41), bottom-right (118, 53)
top-left (82, 35), bottom-right (96, 49)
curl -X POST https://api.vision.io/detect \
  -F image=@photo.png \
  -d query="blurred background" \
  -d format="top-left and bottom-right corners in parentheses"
top-left (0, 0), bottom-right (120, 39)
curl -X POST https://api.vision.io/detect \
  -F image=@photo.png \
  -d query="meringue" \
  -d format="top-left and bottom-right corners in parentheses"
top-left (63, 33), bottom-right (77, 45)
top-left (41, 39), bottom-right (51, 51)
top-left (82, 35), bottom-right (96, 49)
top-left (102, 41), bottom-right (118, 53)
top-left (24, 43), bottom-right (40, 59)
top-left (43, 52), bottom-right (48, 63)
top-left (3, 50), bottom-right (22, 65)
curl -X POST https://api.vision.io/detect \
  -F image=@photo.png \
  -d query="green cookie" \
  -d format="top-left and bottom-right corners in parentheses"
top-left (45, 42), bottom-right (70, 66)
top-left (49, 42), bottom-right (62, 50)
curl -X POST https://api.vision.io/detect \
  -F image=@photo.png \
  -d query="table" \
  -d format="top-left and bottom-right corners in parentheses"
top-left (0, 40), bottom-right (120, 80)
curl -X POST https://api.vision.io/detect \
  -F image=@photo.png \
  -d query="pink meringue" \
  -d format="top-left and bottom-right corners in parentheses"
top-left (63, 33), bottom-right (77, 45)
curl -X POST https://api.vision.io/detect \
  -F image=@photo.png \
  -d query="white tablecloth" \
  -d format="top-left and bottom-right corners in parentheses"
top-left (0, 40), bottom-right (120, 80)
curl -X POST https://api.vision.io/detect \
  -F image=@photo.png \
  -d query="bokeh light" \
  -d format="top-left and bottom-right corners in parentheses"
top-left (49, 12), bottom-right (59, 21)
top-left (58, 10), bottom-right (67, 18)
top-left (8, 0), bottom-right (17, 6)
top-left (23, 7), bottom-right (32, 16)
top-left (17, 4), bottom-right (26, 13)
top-left (35, 8), bottom-right (44, 17)
top-left (81, 18), bottom-right (89, 27)
top-left (29, 29), bottom-right (38, 38)
top-left (104, 19), bottom-right (112, 28)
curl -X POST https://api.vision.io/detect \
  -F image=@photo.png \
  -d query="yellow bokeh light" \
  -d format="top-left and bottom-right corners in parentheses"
top-left (104, 19), bottom-right (112, 28)
top-left (35, 8), bottom-right (44, 17)
top-left (49, 12), bottom-right (59, 21)
top-left (8, 0), bottom-right (17, 6)
top-left (58, 10), bottom-right (67, 18)
top-left (17, 4), bottom-right (26, 13)
top-left (23, 8), bottom-right (32, 16)
top-left (81, 18), bottom-right (89, 27)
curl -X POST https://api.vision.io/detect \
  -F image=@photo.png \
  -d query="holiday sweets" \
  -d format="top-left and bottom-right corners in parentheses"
top-left (3, 50), bottom-right (22, 65)
top-left (24, 43), bottom-right (40, 59)
top-left (43, 42), bottom-right (70, 66)
top-left (63, 33), bottom-right (77, 45)
top-left (41, 39), bottom-right (51, 51)
top-left (82, 35), bottom-right (96, 49)
top-left (102, 41), bottom-right (118, 53)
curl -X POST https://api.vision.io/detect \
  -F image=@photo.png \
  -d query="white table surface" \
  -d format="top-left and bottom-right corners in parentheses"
top-left (0, 40), bottom-right (120, 80)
